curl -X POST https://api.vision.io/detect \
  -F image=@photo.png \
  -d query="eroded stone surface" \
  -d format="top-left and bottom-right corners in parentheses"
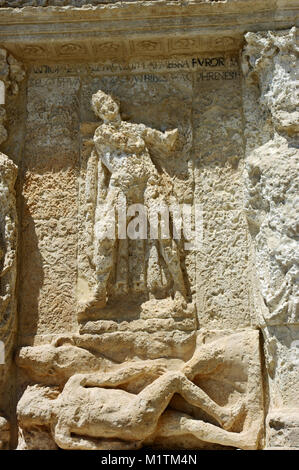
top-left (0, 48), bottom-right (25, 146)
top-left (0, 152), bottom-right (18, 448)
top-left (242, 27), bottom-right (299, 448)
top-left (0, 416), bottom-right (9, 450)
top-left (15, 84), bottom-right (265, 449)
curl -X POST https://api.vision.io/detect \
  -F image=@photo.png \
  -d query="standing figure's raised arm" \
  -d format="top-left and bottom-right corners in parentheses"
top-left (140, 125), bottom-right (179, 154)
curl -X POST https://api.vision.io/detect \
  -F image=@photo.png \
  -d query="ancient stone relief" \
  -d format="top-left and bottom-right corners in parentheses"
top-left (76, 89), bottom-right (196, 361)
top-left (80, 90), bottom-right (185, 308)
top-left (74, 82), bottom-right (197, 363)
top-left (14, 85), bottom-right (264, 450)
top-left (0, 11), bottom-right (297, 448)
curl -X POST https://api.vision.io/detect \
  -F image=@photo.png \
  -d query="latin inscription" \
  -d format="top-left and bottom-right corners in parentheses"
top-left (30, 55), bottom-right (240, 82)
top-left (192, 57), bottom-right (224, 67)
top-left (197, 70), bottom-right (240, 81)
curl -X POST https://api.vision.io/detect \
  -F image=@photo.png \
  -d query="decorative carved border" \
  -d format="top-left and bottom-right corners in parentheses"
top-left (0, 0), bottom-right (297, 62)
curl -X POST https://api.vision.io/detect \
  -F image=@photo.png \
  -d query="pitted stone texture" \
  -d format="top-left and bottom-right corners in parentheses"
top-left (242, 28), bottom-right (299, 327)
top-left (243, 27), bottom-right (298, 139)
top-left (192, 69), bottom-right (256, 330)
top-left (81, 90), bottom-right (186, 306)
top-left (263, 326), bottom-right (299, 409)
top-left (267, 409), bottom-right (299, 449)
top-left (0, 48), bottom-right (25, 146)
top-left (0, 30), bottom-right (273, 449)
top-left (0, 152), bottom-right (18, 449)
top-left (244, 137), bottom-right (298, 326)
top-left (242, 27), bottom-right (299, 449)
top-left (19, 77), bottom-right (80, 341)
top-left (0, 416), bottom-right (9, 450)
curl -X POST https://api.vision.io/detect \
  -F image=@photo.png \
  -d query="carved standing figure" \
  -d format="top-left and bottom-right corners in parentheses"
top-left (80, 90), bottom-right (187, 313)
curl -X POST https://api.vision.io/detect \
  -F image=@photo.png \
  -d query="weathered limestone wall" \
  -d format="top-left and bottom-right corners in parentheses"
top-left (242, 27), bottom-right (299, 448)
top-left (0, 0), bottom-right (297, 451)
top-left (0, 50), bottom-right (25, 449)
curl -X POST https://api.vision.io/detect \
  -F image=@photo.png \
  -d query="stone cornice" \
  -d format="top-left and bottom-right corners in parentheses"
top-left (0, 0), bottom-right (298, 62)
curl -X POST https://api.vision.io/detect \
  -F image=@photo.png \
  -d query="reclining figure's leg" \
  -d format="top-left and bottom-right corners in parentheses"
top-left (134, 372), bottom-right (241, 431)
top-left (157, 410), bottom-right (256, 450)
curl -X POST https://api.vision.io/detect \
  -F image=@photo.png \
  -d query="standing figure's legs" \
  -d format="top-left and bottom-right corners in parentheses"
top-left (92, 187), bottom-right (119, 308)
top-left (159, 238), bottom-right (186, 299)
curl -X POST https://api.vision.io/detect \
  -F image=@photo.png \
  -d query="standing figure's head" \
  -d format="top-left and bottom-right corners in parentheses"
top-left (91, 90), bottom-right (121, 123)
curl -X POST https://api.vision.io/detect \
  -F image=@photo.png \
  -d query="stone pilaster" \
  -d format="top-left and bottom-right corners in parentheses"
top-left (242, 27), bottom-right (299, 448)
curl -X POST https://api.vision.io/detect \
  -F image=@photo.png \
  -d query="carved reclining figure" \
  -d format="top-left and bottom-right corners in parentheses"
top-left (17, 331), bottom-right (263, 450)
top-left (18, 364), bottom-right (245, 450)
